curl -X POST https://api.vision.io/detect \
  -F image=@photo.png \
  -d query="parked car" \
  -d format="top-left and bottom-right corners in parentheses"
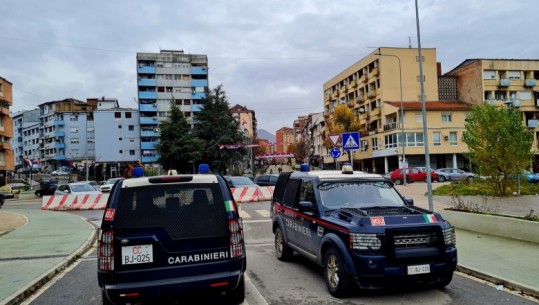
top-left (97, 164), bottom-right (246, 304)
top-left (254, 174), bottom-right (279, 186)
top-left (55, 182), bottom-right (102, 195)
top-left (225, 176), bottom-right (260, 188)
top-left (0, 183), bottom-right (27, 199)
top-left (435, 168), bottom-right (475, 182)
top-left (35, 181), bottom-right (58, 197)
top-left (390, 167), bottom-right (439, 185)
top-left (51, 169), bottom-right (70, 176)
top-left (99, 178), bottom-right (125, 193)
top-left (79, 180), bottom-right (100, 190)
top-left (270, 165), bottom-right (457, 297)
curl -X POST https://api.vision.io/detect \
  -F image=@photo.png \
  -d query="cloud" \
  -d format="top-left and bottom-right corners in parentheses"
top-left (1, 0), bottom-right (538, 133)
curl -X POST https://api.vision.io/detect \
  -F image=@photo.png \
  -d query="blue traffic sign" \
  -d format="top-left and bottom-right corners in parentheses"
top-left (342, 132), bottom-right (360, 150)
top-left (330, 147), bottom-right (341, 159)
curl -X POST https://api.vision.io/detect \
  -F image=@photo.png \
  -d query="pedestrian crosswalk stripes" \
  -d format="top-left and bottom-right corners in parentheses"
top-left (239, 209), bottom-right (270, 219)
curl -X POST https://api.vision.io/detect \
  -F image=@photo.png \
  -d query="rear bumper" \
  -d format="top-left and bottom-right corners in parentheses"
top-left (100, 270), bottom-right (244, 304)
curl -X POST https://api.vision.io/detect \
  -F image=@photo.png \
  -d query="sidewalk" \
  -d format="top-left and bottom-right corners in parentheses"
top-left (0, 207), bottom-right (96, 305)
top-left (0, 184), bottom-right (538, 304)
top-left (395, 182), bottom-right (539, 299)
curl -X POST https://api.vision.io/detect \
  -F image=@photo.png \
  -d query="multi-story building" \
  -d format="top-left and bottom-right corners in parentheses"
top-left (94, 106), bottom-right (141, 179)
top-left (37, 98), bottom-right (97, 171)
top-left (275, 127), bottom-right (294, 154)
top-left (136, 50), bottom-right (209, 164)
top-left (12, 109), bottom-right (39, 175)
top-left (323, 47), bottom-right (471, 173)
top-left (230, 104), bottom-right (258, 173)
top-left (445, 59), bottom-right (539, 167)
top-left (0, 77), bottom-right (15, 185)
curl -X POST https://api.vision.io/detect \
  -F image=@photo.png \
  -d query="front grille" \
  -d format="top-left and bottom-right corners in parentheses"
top-left (394, 232), bottom-right (437, 248)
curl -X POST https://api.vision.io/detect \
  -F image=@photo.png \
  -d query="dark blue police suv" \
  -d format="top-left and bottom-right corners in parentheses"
top-left (271, 165), bottom-right (457, 297)
top-left (97, 166), bottom-right (246, 304)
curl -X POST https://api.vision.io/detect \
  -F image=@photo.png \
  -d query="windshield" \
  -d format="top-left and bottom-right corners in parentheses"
top-left (230, 177), bottom-right (255, 186)
top-left (71, 183), bottom-right (98, 192)
top-left (319, 181), bottom-right (404, 209)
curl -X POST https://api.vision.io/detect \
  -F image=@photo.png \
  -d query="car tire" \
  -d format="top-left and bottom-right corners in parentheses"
top-left (393, 178), bottom-right (403, 185)
top-left (435, 272), bottom-right (453, 289)
top-left (438, 176), bottom-right (446, 182)
top-left (324, 248), bottom-right (352, 298)
top-left (224, 275), bottom-right (245, 304)
top-left (274, 226), bottom-right (294, 261)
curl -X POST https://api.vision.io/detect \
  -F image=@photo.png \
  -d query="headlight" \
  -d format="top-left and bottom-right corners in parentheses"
top-left (443, 227), bottom-right (456, 246)
top-left (350, 233), bottom-right (382, 250)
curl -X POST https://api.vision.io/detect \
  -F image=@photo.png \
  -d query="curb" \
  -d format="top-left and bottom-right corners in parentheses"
top-left (457, 264), bottom-right (539, 299)
top-left (0, 218), bottom-right (97, 305)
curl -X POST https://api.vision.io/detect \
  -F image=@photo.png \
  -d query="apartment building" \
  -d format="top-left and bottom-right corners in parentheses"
top-left (275, 127), bottom-right (294, 154)
top-left (136, 50), bottom-right (209, 164)
top-left (0, 77), bottom-right (15, 185)
top-left (445, 59), bottom-right (539, 167)
top-left (323, 47), bottom-right (471, 174)
top-left (12, 109), bottom-right (39, 174)
top-left (230, 104), bottom-right (258, 173)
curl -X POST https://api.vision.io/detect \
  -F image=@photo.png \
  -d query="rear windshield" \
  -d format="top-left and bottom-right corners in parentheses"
top-left (115, 183), bottom-right (228, 240)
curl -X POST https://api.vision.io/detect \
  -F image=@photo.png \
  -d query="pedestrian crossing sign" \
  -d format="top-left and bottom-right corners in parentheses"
top-left (342, 132), bottom-right (360, 150)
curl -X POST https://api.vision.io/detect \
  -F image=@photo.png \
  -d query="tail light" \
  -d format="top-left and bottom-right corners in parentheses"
top-left (228, 219), bottom-right (244, 258)
top-left (98, 229), bottom-right (115, 271)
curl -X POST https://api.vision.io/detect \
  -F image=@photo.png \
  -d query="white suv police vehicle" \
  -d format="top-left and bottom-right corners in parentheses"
top-left (271, 165), bottom-right (457, 297)
top-left (97, 165), bottom-right (246, 305)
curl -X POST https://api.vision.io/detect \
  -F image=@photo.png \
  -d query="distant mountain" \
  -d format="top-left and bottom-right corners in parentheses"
top-left (257, 129), bottom-right (275, 143)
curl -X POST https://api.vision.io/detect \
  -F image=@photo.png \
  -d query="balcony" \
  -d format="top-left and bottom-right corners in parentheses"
top-left (141, 141), bottom-right (157, 150)
top-left (485, 99), bottom-right (496, 106)
top-left (54, 154), bottom-right (66, 161)
top-left (141, 130), bottom-right (159, 137)
top-left (142, 155), bottom-right (159, 163)
top-left (367, 90), bottom-right (377, 98)
top-left (192, 92), bottom-right (206, 99)
top-left (54, 131), bottom-right (65, 137)
top-left (499, 79), bottom-right (511, 86)
top-left (137, 66), bottom-right (156, 74)
top-left (348, 80), bottom-right (357, 89)
top-left (512, 99), bottom-right (521, 107)
top-left (358, 75), bottom-right (366, 83)
top-left (525, 79), bottom-right (537, 87)
top-left (368, 68), bottom-right (379, 78)
top-left (191, 79), bottom-right (208, 87)
top-left (54, 120), bottom-right (64, 126)
top-left (190, 67), bottom-right (208, 75)
top-left (0, 142), bottom-right (11, 149)
top-left (139, 103), bottom-right (157, 112)
top-left (383, 122), bottom-right (398, 131)
top-left (139, 91), bottom-right (157, 99)
top-left (528, 119), bottom-right (538, 129)
top-left (140, 116), bottom-right (159, 125)
top-left (55, 143), bottom-right (65, 149)
top-left (138, 78), bottom-right (156, 86)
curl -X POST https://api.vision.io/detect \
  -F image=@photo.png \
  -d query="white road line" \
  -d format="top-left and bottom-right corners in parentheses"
top-left (256, 210), bottom-right (270, 217)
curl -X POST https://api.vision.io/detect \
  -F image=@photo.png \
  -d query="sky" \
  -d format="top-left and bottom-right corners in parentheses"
top-left (2, 0), bottom-right (538, 135)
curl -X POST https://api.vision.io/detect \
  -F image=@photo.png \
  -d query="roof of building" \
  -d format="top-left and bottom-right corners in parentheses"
top-left (446, 58), bottom-right (539, 75)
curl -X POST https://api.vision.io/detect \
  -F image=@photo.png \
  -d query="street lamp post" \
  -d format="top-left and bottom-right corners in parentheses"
top-left (375, 51), bottom-right (406, 185)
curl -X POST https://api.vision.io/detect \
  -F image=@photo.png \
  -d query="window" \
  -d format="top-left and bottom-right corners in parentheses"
top-left (87, 138), bottom-right (95, 144)
top-left (406, 133), bottom-right (424, 147)
top-left (520, 91), bottom-right (532, 100)
top-left (384, 133), bottom-right (398, 148)
top-left (119, 137), bottom-right (122, 141)
top-left (433, 132), bottom-right (441, 146)
top-left (371, 138), bottom-right (379, 151)
top-left (115, 112), bottom-right (121, 119)
top-left (70, 138), bottom-right (80, 144)
top-left (450, 132), bottom-right (458, 146)
top-left (128, 125), bottom-right (134, 131)
top-left (483, 70), bottom-right (496, 79)
top-left (442, 113), bottom-right (452, 122)
top-left (165, 74), bottom-right (173, 80)
top-left (118, 125), bottom-right (122, 129)
top-left (87, 127), bottom-right (95, 132)
top-left (125, 112), bottom-right (132, 119)
top-left (70, 127), bottom-right (79, 133)
top-left (495, 91), bottom-right (507, 100)
top-left (129, 150), bottom-right (135, 156)
top-left (129, 137), bottom-right (135, 142)
top-left (508, 71), bottom-right (521, 80)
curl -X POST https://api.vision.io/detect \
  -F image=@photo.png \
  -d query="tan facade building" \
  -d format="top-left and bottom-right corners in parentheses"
top-left (323, 47), bottom-right (471, 173)
top-left (0, 77), bottom-right (15, 185)
top-left (446, 58), bottom-right (539, 169)
top-left (275, 127), bottom-right (294, 154)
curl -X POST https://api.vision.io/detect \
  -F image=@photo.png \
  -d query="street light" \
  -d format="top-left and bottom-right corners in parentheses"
top-left (374, 51), bottom-right (406, 185)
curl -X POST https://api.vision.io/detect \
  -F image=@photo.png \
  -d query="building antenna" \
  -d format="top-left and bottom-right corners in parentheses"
top-left (408, 36), bottom-right (412, 48)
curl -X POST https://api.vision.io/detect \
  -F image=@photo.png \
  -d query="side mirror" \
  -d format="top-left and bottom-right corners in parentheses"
top-left (403, 196), bottom-right (414, 206)
top-left (298, 200), bottom-right (314, 212)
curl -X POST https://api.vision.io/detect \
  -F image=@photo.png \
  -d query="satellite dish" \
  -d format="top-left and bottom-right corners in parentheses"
top-left (358, 106), bottom-right (365, 113)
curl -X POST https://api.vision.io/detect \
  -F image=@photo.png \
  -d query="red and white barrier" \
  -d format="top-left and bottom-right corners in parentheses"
top-left (41, 194), bottom-right (110, 211)
top-left (257, 186), bottom-right (274, 201)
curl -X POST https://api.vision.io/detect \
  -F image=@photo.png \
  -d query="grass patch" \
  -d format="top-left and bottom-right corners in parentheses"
top-left (432, 179), bottom-right (539, 196)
